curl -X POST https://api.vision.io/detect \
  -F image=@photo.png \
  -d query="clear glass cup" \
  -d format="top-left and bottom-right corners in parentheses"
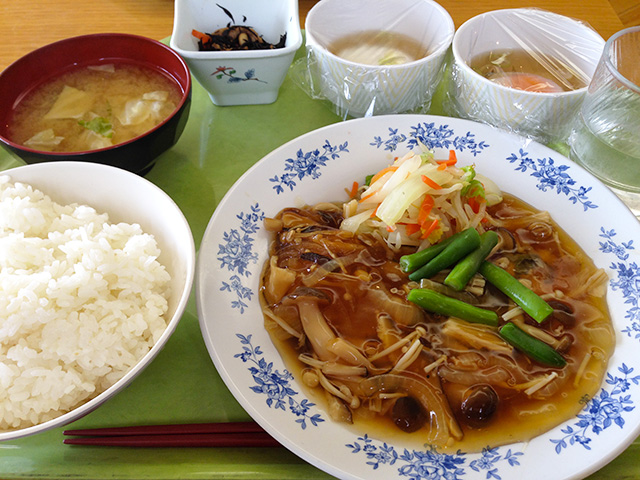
top-left (568, 26), bottom-right (640, 212)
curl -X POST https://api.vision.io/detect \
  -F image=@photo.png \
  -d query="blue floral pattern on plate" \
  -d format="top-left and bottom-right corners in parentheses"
top-left (543, 228), bottom-right (640, 452)
top-left (506, 149), bottom-right (597, 211)
top-left (269, 141), bottom-right (349, 194)
top-left (270, 120), bottom-right (495, 195)
top-left (551, 364), bottom-right (639, 452)
top-left (371, 122), bottom-right (490, 155)
top-left (346, 437), bottom-right (523, 480)
top-left (600, 228), bottom-right (640, 339)
top-left (218, 203), bottom-right (264, 313)
top-left (235, 334), bottom-right (325, 429)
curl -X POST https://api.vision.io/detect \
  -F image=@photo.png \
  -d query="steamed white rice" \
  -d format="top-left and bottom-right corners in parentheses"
top-left (0, 175), bottom-right (171, 431)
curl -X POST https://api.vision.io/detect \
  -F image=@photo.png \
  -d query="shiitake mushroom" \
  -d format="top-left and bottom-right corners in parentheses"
top-left (391, 396), bottom-right (428, 433)
top-left (460, 384), bottom-right (499, 428)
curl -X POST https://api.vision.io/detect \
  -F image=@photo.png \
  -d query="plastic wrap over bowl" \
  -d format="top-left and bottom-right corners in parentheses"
top-left (302, 0), bottom-right (454, 118)
top-left (446, 8), bottom-right (605, 143)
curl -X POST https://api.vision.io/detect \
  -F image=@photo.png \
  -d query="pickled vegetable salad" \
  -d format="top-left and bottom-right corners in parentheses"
top-left (341, 149), bottom-right (503, 250)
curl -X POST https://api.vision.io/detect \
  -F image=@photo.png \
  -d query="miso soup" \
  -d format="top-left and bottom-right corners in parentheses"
top-left (328, 30), bottom-right (428, 66)
top-left (8, 63), bottom-right (182, 152)
top-left (470, 48), bottom-right (588, 93)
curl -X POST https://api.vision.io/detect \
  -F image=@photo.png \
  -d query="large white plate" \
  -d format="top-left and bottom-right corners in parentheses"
top-left (196, 115), bottom-right (640, 480)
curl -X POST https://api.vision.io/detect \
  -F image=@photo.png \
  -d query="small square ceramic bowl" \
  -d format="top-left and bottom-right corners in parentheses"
top-left (303, 0), bottom-right (455, 118)
top-left (170, 0), bottom-right (302, 106)
top-left (447, 8), bottom-right (605, 143)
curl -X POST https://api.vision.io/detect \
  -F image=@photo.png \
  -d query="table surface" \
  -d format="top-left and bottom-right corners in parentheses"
top-left (0, 0), bottom-right (628, 71)
top-left (0, 1), bottom-right (637, 480)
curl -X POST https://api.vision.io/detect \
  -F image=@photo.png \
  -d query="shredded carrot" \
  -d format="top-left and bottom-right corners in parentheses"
top-left (386, 225), bottom-right (396, 233)
top-left (421, 175), bottom-right (442, 190)
top-left (436, 150), bottom-right (458, 170)
top-left (467, 196), bottom-right (484, 214)
top-left (417, 195), bottom-right (434, 226)
top-left (347, 181), bottom-right (359, 199)
top-left (360, 191), bottom-right (376, 203)
top-left (421, 219), bottom-right (440, 239)
top-left (191, 29), bottom-right (211, 42)
top-left (370, 204), bottom-right (380, 218)
top-left (369, 166), bottom-right (398, 186)
top-left (405, 223), bottom-right (421, 235)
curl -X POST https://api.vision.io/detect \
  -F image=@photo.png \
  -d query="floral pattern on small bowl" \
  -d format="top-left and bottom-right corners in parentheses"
top-left (212, 66), bottom-right (266, 84)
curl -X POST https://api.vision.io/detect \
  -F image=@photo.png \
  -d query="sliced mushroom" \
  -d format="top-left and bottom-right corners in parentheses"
top-left (326, 338), bottom-right (387, 375)
top-left (360, 371), bottom-right (463, 445)
top-left (263, 256), bottom-right (296, 304)
top-left (300, 252), bottom-right (333, 264)
top-left (494, 227), bottom-right (517, 253)
top-left (325, 390), bottom-right (353, 424)
top-left (547, 299), bottom-right (576, 327)
top-left (282, 287), bottom-right (337, 361)
top-left (365, 288), bottom-right (426, 326)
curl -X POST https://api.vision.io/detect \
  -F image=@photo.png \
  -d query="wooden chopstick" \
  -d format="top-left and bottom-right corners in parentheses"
top-left (63, 432), bottom-right (281, 447)
top-left (63, 421), bottom-right (281, 448)
top-left (63, 421), bottom-right (266, 437)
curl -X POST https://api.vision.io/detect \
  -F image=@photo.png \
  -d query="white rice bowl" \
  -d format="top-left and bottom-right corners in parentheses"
top-left (0, 162), bottom-right (195, 440)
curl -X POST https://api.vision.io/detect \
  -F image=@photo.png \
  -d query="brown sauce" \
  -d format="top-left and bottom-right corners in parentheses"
top-left (260, 194), bottom-right (614, 452)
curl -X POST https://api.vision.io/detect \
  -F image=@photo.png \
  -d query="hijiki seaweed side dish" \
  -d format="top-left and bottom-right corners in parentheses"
top-left (192, 4), bottom-right (286, 51)
top-left (260, 148), bottom-right (614, 452)
top-left (193, 26), bottom-right (286, 51)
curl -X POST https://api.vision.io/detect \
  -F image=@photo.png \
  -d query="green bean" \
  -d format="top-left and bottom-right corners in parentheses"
top-left (444, 230), bottom-right (499, 291)
top-left (407, 288), bottom-right (498, 326)
top-left (479, 261), bottom-right (554, 323)
top-left (499, 322), bottom-right (566, 367)
top-left (408, 228), bottom-right (481, 282)
top-left (399, 232), bottom-right (459, 273)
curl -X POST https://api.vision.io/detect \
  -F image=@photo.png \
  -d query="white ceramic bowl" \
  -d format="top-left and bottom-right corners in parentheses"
top-left (448, 8), bottom-right (605, 143)
top-left (304, 0), bottom-right (454, 117)
top-left (0, 161), bottom-right (195, 441)
top-left (170, 0), bottom-right (302, 106)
